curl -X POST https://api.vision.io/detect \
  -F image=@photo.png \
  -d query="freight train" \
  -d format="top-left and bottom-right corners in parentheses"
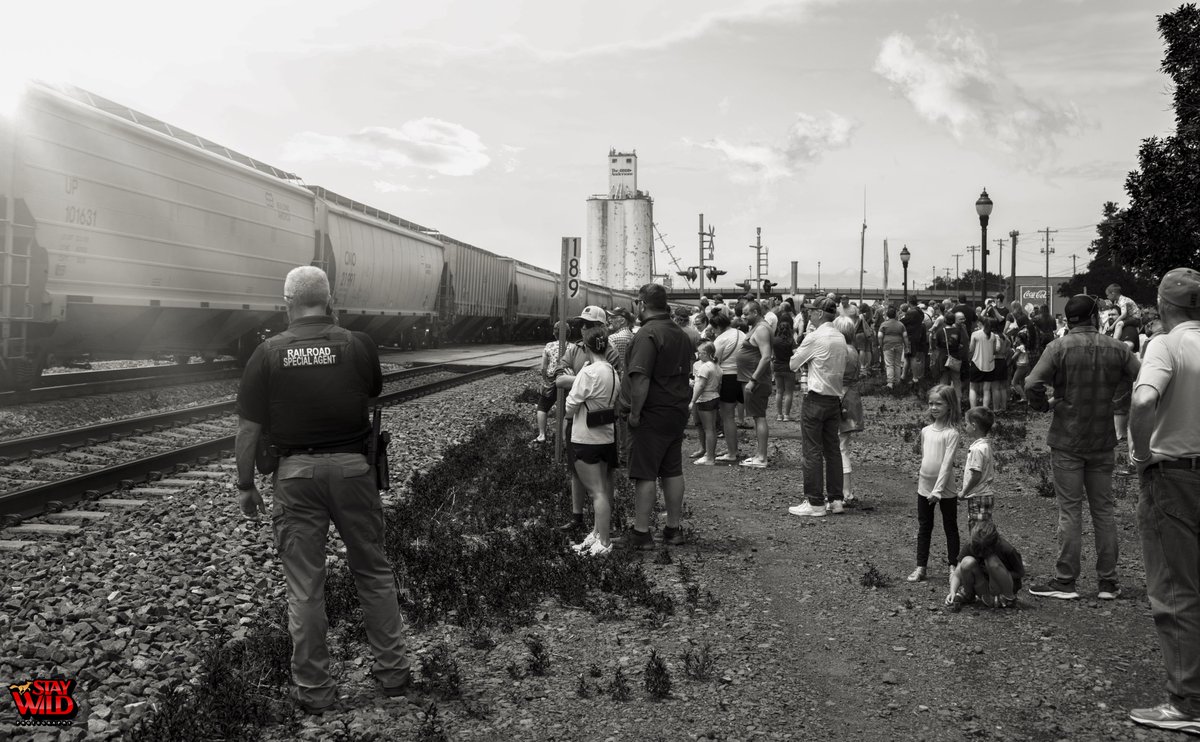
top-left (0, 82), bottom-right (638, 390)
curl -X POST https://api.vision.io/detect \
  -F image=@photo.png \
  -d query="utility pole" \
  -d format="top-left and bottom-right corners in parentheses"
top-left (995, 238), bottom-right (1006, 297)
top-left (1039, 226), bottom-right (1057, 313)
top-left (859, 198), bottom-right (867, 303)
top-left (966, 244), bottom-right (980, 290)
top-left (1071, 253), bottom-right (1079, 275)
top-left (952, 253), bottom-right (963, 286)
top-left (1009, 230), bottom-right (1019, 302)
top-left (749, 227), bottom-right (765, 299)
top-left (817, 261), bottom-right (821, 292)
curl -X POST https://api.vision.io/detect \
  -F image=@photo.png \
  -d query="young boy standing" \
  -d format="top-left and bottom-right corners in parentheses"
top-left (961, 407), bottom-right (997, 524)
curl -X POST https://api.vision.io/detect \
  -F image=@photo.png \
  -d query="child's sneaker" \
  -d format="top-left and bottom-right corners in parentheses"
top-left (571, 531), bottom-right (598, 553)
top-left (586, 540), bottom-right (613, 557)
top-left (907, 567), bottom-right (927, 582)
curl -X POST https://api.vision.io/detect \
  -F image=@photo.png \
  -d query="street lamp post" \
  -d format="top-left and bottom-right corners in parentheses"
top-left (899, 245), bottom-right (911, 305)
top-left (976, 189), bottom-right (993, 308)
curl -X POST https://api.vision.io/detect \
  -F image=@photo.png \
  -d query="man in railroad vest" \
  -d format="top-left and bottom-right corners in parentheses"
top-left (234, 265), bottom-right (411, 714)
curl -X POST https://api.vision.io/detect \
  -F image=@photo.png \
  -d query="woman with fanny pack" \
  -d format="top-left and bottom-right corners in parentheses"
top-left (564, 327), bottom-right (620, 557)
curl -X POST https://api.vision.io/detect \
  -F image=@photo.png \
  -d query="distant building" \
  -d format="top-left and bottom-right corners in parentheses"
top-left (584, 149), bottom-right (653, 292)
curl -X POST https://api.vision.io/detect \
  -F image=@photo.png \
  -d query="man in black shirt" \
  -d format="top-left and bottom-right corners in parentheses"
top-left (236, 266), bottom-right (411, 714)
top-left (617, 283), bottom-right (694, 549)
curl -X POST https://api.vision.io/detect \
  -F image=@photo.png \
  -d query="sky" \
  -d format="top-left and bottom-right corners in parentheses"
top-left (0, 0), bottom-right (1183, 293)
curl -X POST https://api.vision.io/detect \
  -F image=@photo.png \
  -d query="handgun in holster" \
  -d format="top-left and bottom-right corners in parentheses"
top-left (367, 407), bottom-right (391, 491)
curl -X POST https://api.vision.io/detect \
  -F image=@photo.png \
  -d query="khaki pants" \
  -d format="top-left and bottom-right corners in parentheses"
top-left (272, 452), bottom-right (411, 707)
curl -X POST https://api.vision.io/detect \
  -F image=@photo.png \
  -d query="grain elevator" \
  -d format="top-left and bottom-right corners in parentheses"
top-left (584, 150), bottom-right (653, 292)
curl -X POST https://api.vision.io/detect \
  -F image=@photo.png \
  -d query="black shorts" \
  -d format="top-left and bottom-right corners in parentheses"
top-left (719, 374), bottom-right (744, 404)
top-left (628, 410), bottom-right (687, 481)
top-left (992, 358), bottom-right (1008, 380)
top-left (968, 362), bottom-right (994, 383)
top-left (572, 442), bottom-right (620, 469)
top-left (695, 398), bottom-right (719, 412)
top-left (537, 387), bottom-right (557, 413)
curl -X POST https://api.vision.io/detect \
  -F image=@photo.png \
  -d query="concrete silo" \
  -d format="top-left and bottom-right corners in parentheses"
top-left (584, 150), bottom-right (653, 292)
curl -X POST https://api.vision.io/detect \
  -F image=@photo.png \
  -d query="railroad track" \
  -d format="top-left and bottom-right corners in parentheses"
top-left (0, 360), bottom-right (533, 522)
top-left (1, 362), bottom-right (243, 407)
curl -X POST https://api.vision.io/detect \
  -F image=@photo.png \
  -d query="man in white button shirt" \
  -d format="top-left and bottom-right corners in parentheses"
top-left (788, 297), bottom-right (849, 517)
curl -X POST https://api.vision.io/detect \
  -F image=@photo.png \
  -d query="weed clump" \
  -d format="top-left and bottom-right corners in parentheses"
top-left (861, 561), bottom-right (891, 588)
top-left (608, 667), bottom-right (632, 701)
top-left (418, 642), bottom-right (462, 699)
top-left (524, 635), bottom-right (551, 676)
top-left (681, 643), bottom-right (716, 681)
top-left (125, 622), bottom-right (291, 742)
top-left (416, 701), bottom-right (448, 742)
top-left (643, 650), bottom-right (672, 699)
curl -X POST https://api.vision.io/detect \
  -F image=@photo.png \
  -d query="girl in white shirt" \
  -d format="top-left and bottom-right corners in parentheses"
top-left (689, 341), bottom-right (722, 465)
top-left (908, 384), bottom-right (963, 583)
top-left (564, 328), bottom-right (619, 556)
top-left (968, 319), bottom-right (998, 409)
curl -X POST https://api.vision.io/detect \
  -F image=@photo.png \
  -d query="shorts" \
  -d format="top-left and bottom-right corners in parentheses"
top-left (628, 410), bottom-right (687, 481)
top-left (572, 442), bottom-right (620, 469)
top-left (968, 362), bottom-right (994, 383)
top-left (992, 358), bottom-right (1008, 381)
top-left (719, 374), bottom-right (744, 404)
top-left (743, 379), bottom-right (772, 418)
top-left (695, 398), bottom-right (719, 412)
top-left (537, 386), bottom-right (557, 413)
top-left (1113, 378), bottom-right (1132, 417)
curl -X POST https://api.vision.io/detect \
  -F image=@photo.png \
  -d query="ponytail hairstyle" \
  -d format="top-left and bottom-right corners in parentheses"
top-left (582, 326), bottom-right (609, 355)
top-left (697, 340), bottom-right (716, 362)
top-left (981, 316), bottom-right (993, 338)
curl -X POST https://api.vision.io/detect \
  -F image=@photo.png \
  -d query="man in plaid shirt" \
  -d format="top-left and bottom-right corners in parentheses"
top-left (1024, 293), bottom-right (1140, 602)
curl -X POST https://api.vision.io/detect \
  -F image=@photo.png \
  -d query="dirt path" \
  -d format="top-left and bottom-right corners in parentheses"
top-left (678, 394), bottom-right (1176, 741)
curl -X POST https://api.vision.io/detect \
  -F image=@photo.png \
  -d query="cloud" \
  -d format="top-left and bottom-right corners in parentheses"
top-left (283, 118), bottom-right (490, 176)
top-left (873, 18), bottom-right (1084, 161)
top-left (498, 144), bottom-right (524, 173)
top-left (686, 111), bottom-right (857, 182)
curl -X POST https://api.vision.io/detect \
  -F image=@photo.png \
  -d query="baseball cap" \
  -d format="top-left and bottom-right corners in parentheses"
top-left (1159, 267), bottom-right (1200, 308)
top-left (763, 311), bottom-right (779, 330)
top-left (579, 305), bottom-right (608, 323)
top-left (1064, 294), bottom-right (1100, 321)
top-left (813, 297), bottom-right (839, 315)
top-left (610, 307), bottom-right (634, 323)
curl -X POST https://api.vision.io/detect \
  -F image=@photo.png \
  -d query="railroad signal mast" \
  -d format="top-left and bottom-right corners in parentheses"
top-left (678, 213), bottom-right (720, 299)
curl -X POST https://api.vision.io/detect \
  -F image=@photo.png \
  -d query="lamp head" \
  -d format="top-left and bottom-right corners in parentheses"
top-left (899, 245), bottom-right (911, 266)
top-left (975, 189), bottom-right (994, 218)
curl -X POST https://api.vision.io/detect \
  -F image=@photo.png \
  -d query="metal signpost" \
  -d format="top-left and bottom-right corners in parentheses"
top-left (555, 237), bottom-right (580, 464)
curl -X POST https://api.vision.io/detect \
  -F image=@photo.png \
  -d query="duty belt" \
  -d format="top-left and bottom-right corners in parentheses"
top-left (269, 442), bottom-right (366, 457)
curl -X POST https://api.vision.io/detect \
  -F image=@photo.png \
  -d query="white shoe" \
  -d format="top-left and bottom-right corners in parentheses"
top-left (788, 502), bottom-right (826, 517)
top-left (827, 500), bottom-right (845, 514)
top-left (586, 540), bottom-right (613, 557)
top-left (907, 567), bottom-right (927, 582)
top-left (739, 457), bottom-right (767, 469)
top-left (694, 456), bottom-right (716, 466)
top-left (571, 531), bottom-right (598, 552)
top-left (689, 449), bottom-right (706, 459)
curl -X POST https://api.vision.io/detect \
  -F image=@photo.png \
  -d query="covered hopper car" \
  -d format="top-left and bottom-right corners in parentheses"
top-left (0, 82), bottom-right (639, 391)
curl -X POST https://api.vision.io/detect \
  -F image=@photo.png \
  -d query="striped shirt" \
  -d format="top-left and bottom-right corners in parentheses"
top-left (1024, 325), bottom-right (1141, 453)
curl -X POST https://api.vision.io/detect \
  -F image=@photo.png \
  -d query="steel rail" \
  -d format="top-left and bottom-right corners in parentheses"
top-left (0, 362), bottom-right (528, 520)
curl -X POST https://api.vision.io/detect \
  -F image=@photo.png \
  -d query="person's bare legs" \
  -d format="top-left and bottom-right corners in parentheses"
top-left (574, 460), bottom-right (611, 545)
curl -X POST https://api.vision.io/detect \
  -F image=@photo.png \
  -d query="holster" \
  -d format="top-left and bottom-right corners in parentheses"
top-left (367, 407), bottom-right (392, 491)
top-left (256, 433), bottom-right (280, 475)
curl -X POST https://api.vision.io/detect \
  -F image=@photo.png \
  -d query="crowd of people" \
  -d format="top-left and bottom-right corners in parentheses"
top-left (534, 270), bottom-right (1200, 736)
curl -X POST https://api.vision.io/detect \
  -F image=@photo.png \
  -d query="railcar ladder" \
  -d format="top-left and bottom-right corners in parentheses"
top-left (1, 114), bottom-right (34, 384)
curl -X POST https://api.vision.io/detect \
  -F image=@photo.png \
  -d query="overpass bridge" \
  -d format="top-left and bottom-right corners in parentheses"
top-left (666, 287), bottom-right (919, 305)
